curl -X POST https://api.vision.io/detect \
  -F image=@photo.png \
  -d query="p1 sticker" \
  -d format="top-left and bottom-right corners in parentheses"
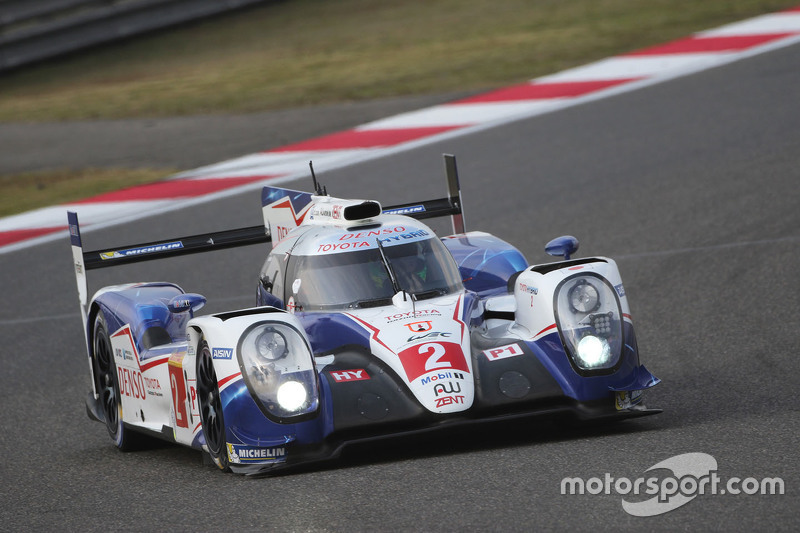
top-left (483, 343), bottom-right (524, 361)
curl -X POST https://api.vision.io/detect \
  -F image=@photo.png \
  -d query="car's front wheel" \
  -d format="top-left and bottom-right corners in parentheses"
top-left (197, 339), bottom-right (229, 471)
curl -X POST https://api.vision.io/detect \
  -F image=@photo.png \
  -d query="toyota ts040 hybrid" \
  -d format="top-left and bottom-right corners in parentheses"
top-left (68, 155), bottom-right (660, 475)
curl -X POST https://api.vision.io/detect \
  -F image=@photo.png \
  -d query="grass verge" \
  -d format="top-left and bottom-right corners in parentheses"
top-left (0, 0), bottom-right (795, 217)
top-left (0, 0), bottom-right (794, 121)
top-left (0, 168), bottom-right (176, 218)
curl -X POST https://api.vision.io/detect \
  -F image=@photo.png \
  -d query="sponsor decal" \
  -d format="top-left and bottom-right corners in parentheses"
top-left (433, 381), bottom-right (461, 396)
top-left (384, 309), bottom-right (442, 323)
top-left (227, 443), bottom-right (286, 464)
top-left (169, 354), bottom-right (189, 428)
top-left (100, 241), bottom-right (183, 260)
top-left (212, 347), bottom-right (233, 360)
top-left (483, 343), bottom-right (524, 361)
top-left (143, 376), bottom-right (163, 398)
top-left (615, 389), bottom-right (644, 411)
top-left (317, 241), bottom-right (372, 253)
top-left (287, 297), bottom-right (300, 313)
top-left (339, 226), bottom-right (406, 240)
top-left (407, 331), bottom-right (451, 343)
top-left (275, 225), bottom-right (291, 241)
top-left (615, 283), bottom-right (626, 297)
top-left (435, 395), bottom-right (465, 408)
top-left (406, 320), bottom-right (432, 332)
top-left (420, 371), bottom-right (465, 385)
top-left (68, 218), bottom-right (82, 246)
top-left (383, 205), bottom-right (426, 215)
top-left (313, 205), bottom-right (336, 219)
top-left (329, 369), bottom-right (370, 382)
top-left (379, 229), bottom-right (430, 244)
top-left (118, 367), bottom-right (146, 401)
top-left (398, 341), bottom-right (469, 382)
top-left (316, 227), bottom-right (431, 254)
top-left (172, 299), bottom-right (191, 311)
top-left (332, 205), bottom-right (342, 219)
top-left (519, 283), bottom-right (538, 295)
top-left (115, 347), bottom-right (135, 362)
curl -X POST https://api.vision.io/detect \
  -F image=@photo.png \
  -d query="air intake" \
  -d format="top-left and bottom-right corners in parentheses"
top-left (344, 201), bottom-right (382, 221)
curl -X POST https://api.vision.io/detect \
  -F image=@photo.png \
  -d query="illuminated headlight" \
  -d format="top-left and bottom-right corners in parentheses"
top-left (276, 381), bottom-right (308, 411)
top-left (238, 322), bottom-right (319, 420)
top-left (576, 335), bottom-right (611, 368)
top-left (556, 275), bottom-right (623, 372)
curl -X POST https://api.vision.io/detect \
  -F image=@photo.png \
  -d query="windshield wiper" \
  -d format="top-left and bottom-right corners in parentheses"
top-left (375, 238), bottom-right (402, 295)
top-left (352, 297), bottom-right (394, 309)
top-left (375, 238), bottom-right (416, 312)
top-left (412, 288), bottom-right (447, 301)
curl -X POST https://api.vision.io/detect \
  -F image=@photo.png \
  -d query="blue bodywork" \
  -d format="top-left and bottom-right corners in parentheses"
top-left (92, 283), bottom-right (191, 357)
top-left (89, 236), bottom-right (658, 473)
top-left (441, 233), bottom-right (528, 296)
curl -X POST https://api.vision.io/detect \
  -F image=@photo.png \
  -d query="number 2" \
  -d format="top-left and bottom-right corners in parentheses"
top-left (421, 343), bottom-right (448, 371)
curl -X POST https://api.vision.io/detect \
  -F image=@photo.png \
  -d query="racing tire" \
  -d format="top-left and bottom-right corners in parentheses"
top-left (92, 313), bottom-right (145, 451)
top-left (197, 340), bottom-right (230, 471)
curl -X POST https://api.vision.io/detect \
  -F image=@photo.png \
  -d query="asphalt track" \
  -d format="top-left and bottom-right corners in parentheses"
top-left (1, 42), bottom-right (799, 532)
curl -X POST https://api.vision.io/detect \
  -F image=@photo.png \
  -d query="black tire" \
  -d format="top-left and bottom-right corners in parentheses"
top-left (92, 313), bottom-right (144, 451)
top-left (197, 340), bottom-right (229, 471)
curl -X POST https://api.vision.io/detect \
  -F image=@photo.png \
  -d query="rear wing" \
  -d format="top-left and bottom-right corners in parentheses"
top-left (68, 153), bottom-right (465, 312)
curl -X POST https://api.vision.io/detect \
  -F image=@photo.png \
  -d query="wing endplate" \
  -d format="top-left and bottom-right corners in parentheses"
top-left (261, 186), bottom-right (315, 248)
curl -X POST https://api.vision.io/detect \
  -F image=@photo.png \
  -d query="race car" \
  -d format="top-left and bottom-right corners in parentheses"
top-left (68, 154), bottom-right (660, 475)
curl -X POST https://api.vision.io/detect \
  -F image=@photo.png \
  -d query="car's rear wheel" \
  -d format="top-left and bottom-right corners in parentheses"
top-left (93, 313), bottom-right (143, 451)
top-left (197, 340), bottom-right (229, 471)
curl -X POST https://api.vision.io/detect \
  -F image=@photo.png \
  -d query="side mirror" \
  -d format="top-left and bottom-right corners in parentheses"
top-left (168, 293), bottom-right (207, 314)
top-left (545, 235), bottom-right (579, 261)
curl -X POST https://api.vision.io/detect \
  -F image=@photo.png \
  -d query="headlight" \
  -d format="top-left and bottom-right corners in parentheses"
top-left (276, 381), bottom-right (308, 411)
top-left (568, 279), bottom-right (600, 313)
top-left (254, 327), bottom-right (288, 361)
top-left (576, 335), bottom-right (611, 368)
top-left (555, 274), bottom-right (623, 372)
top-left (239, 322), bottom-right (319, 421)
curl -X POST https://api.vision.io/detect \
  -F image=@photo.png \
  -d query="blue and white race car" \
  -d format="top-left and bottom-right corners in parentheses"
top-left (68, 155), bottom-right (660, 474)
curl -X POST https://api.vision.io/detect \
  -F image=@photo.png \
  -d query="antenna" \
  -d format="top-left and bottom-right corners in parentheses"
top-left (309, 161), bottom-right (326, 196)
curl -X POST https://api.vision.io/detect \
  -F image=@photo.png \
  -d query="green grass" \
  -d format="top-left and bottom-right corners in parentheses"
top-left (0, 0), bottom-right (794, 121)
top-left (0, 168), bottom-right (176, 217)
top-left (0, 0), bottom-right (794, 217)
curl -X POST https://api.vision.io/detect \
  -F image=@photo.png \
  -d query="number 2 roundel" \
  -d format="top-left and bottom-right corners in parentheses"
top-left (398, 342), bottom-right (469, 382)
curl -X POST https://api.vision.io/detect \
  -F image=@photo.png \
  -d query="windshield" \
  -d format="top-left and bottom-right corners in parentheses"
top-left (285, 238), bottom-right (463, 311)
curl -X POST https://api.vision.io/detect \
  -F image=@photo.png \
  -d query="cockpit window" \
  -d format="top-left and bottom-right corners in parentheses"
top-left (285, 238), bottom-right (463, 311)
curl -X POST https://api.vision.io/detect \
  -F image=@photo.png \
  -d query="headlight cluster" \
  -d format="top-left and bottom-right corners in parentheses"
top-left (239, 322), bottom-right (318, 420)
top-left (556, 275), bottom-right (623, 372)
